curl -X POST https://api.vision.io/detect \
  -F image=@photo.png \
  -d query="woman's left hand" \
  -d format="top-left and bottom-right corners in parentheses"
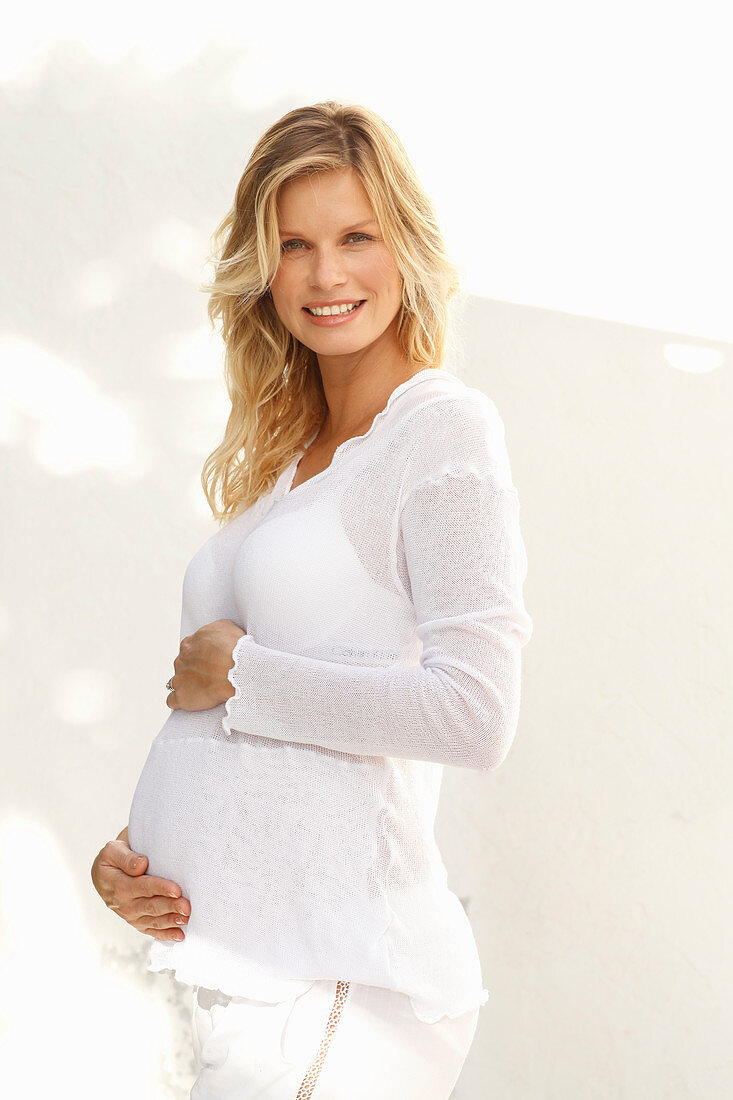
top-left (166, 619), bottom-right (245, 711)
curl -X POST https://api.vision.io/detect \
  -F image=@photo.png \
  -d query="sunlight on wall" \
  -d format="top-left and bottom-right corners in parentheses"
top-left (52, 666), bottom-right (119, 726)
top-left (0, 814), bottom-right (174, 1097)
top-left (149, 218), bottom-right (205, 283)
top-left (166, 325), bottom-right (226, 382)
top-left (76, 257), bottom-right (127, 311)
top-left (0, 337), bottom-right (147, 480)
top-left (663, 343), bottom-right (725, 374)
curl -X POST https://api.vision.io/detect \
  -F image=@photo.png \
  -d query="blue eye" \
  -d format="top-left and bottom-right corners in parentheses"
top-left (281, 232), bottom-right (372, 253)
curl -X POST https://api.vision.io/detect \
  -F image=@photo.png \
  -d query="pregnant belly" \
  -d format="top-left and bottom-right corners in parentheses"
top-left (126, 728), bottom-right (395, 968)
top-left (127, 738), bottom-right (211, 895)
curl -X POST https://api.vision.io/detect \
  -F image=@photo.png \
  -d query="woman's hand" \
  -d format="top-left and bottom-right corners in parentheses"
top-left (166, 618), bottom-right (245, 712)
top-left (91, 829), bottom-right (190, 942)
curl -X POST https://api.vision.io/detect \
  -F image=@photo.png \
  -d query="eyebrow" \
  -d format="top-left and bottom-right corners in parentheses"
top-left (278, 219), bottom-right (378, 237)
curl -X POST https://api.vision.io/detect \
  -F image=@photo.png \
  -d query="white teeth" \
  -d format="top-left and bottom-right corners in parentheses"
top-left (306, 301), bottom-right (362, 316)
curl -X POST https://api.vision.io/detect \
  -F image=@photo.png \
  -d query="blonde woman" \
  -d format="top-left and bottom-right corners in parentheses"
top-left (91, 100), bottom-right (533, 1099)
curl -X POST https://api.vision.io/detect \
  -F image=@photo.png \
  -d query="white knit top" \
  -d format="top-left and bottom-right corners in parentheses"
top-left (126, 366), bottom-right (533, 1024)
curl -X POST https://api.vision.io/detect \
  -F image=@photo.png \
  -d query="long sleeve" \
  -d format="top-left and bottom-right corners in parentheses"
top-left (221, 457), bottom-right (533, 771)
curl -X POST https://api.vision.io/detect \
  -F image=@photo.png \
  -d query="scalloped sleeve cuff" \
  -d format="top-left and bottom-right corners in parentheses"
top-left (222, 632), bottom-right (257, 739)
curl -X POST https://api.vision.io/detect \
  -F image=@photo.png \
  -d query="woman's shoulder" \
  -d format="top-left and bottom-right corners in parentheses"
top-left (397, 370), bottom-right (503, 432)
top-left (394, 372), bottom-right (512, 490)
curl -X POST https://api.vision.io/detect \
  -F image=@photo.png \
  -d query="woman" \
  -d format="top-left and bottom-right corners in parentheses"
top-left (91, 100), bottom-right (533, 1099)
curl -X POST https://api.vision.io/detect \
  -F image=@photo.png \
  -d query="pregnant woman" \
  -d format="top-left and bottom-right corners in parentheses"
top-left (91, 100), bottom-right (533, 1099)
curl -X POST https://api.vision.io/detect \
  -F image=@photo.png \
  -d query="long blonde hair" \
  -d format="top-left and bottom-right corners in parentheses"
top-left (199, 100), bottom-right (464, 525)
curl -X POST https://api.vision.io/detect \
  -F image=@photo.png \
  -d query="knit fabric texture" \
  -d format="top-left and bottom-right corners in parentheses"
top-left (127, 366), bottom-right (533, 1024)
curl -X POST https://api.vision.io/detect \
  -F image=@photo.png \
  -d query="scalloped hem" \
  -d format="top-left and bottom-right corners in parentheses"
top-left (143, 948), bottom-right (489, 1023)
top-left (145, 952), bottom-right (317, 1006)
top-left (407, 985), bottom-right (490, 1024)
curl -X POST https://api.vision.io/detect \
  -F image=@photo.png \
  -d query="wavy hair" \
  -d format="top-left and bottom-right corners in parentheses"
top-left (199, 100), bottom-right (465, 525)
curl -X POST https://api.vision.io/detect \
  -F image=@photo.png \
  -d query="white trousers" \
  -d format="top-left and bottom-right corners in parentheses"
top-left (190, 979), bottom-right (480, 1099)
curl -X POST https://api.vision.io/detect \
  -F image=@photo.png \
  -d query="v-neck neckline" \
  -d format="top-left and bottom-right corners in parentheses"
top-left (274, 368), bottom-right (448, 501)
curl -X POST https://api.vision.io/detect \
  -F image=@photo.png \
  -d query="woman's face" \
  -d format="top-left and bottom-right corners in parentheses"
top-left (269, 168), bottom-right (404, 361)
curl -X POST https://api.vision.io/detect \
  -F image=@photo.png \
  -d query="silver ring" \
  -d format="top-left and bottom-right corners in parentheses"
top-left (166, 677), bottom-right (174, 690)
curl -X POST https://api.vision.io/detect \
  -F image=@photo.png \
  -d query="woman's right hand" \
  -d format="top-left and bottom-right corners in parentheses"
top-left (91, 827), bottom-right (190, 942)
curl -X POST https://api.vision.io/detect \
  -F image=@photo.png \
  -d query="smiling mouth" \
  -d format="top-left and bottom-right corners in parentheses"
top-left (302, 300), bottom-right (366, 316)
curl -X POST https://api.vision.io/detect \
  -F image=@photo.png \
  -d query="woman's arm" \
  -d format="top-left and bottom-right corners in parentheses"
top-left (222, 468), bottom-right (532, 770)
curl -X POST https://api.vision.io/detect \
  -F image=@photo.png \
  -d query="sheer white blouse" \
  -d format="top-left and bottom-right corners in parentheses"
top-left (127, 366), bottom-right (533, 1023)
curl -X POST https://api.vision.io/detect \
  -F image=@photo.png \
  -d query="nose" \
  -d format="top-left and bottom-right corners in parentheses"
top-left (308, 247), bottom-right (348, 294)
